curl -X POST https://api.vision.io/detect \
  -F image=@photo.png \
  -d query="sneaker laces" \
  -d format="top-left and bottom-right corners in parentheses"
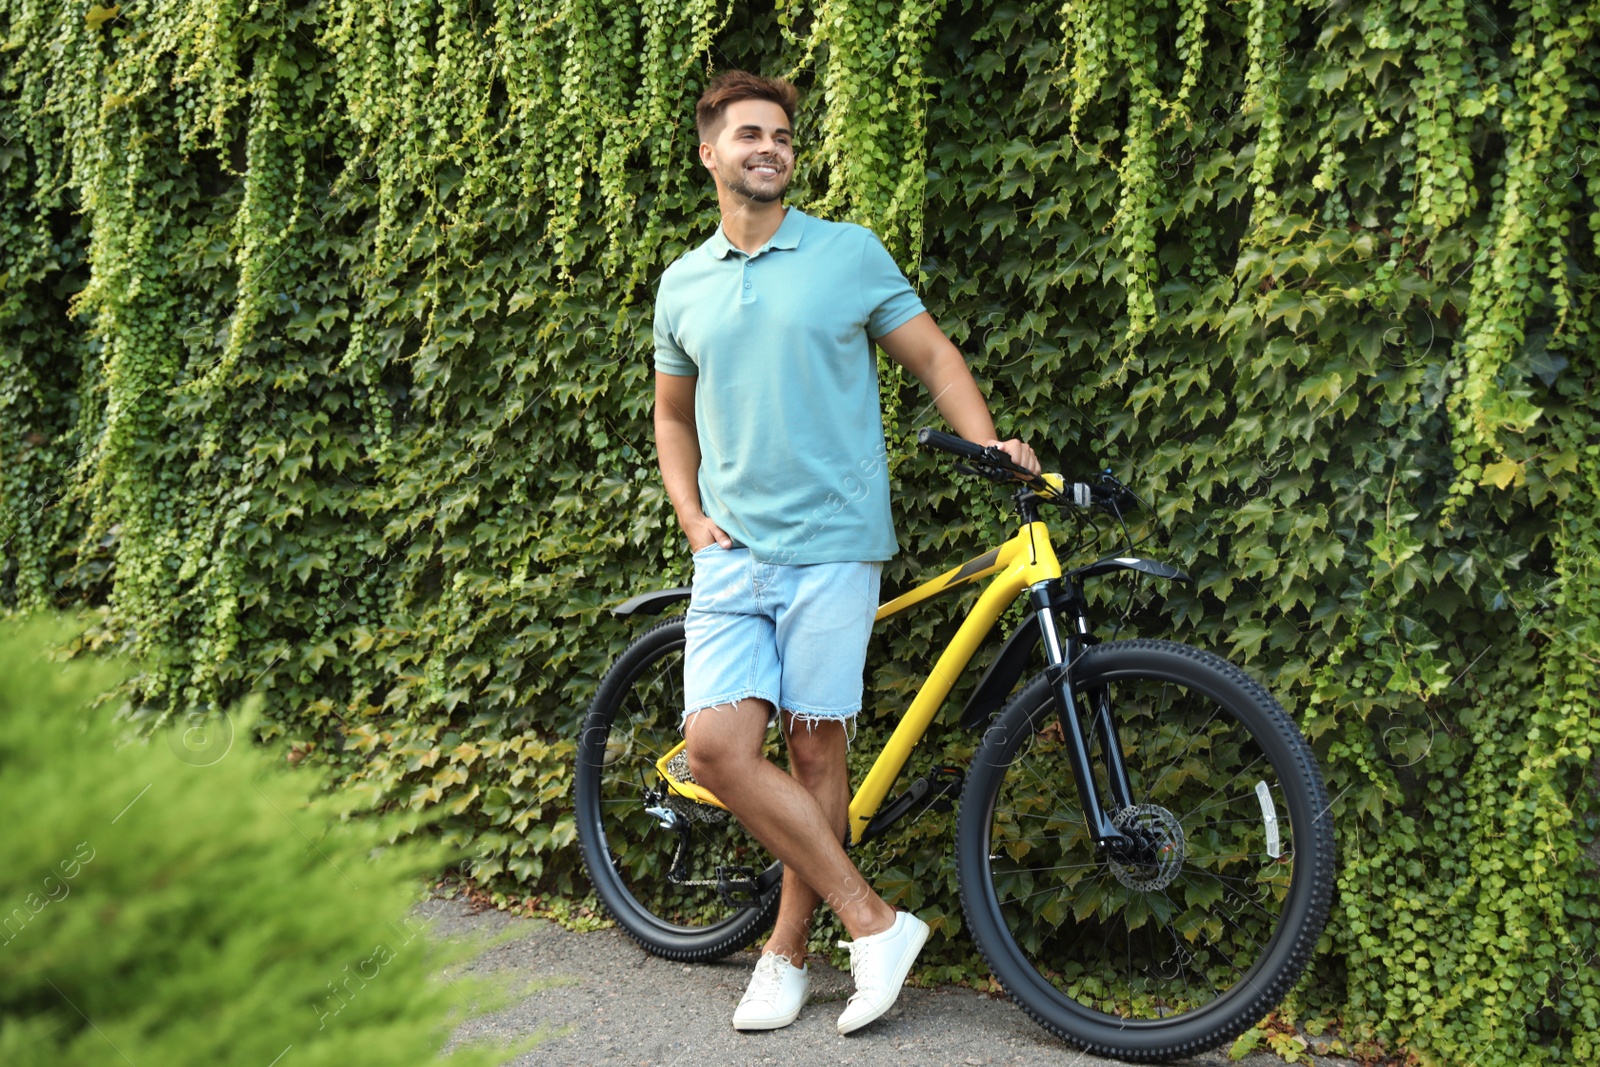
top-left (838, 940), bottom-right (860, 968)
top-left (837, 940), bottom-right (877, 1003)
top-left (743, 953), bottom-right (795, 1006)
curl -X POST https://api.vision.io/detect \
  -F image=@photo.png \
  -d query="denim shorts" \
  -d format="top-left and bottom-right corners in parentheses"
top-left (682, 545), bottom-right (880, 732)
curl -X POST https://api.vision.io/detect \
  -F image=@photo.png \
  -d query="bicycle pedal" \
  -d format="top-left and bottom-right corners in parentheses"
top-left (929, 765), bottom-right (965, 812)
top-left (715, 865), bottom-right (762, 909)
top-left (859, 767), bottom-right (966, 844)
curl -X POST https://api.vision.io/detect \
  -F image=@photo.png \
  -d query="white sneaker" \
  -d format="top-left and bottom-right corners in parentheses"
top-left (732, 952), bottom-right (809, 1030)
top-left (835, 911), bottom-right (930, 1034)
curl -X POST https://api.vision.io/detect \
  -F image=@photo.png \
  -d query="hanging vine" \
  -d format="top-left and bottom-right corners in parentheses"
top-left (1106, 0), bottom-right (1161, 337)
top-left (1240, 0), bottom-right (1286, 227)
top-left (1446, 1), bottom-right (1594, 506)
top-left (805, 0), bottom-right (947, 264)
top-left (1409, 0), bottom-right (1475, 231)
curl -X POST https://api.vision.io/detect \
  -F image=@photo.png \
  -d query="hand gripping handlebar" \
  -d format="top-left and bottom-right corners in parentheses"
top-left (915, 428), bottom-right (1137, 515)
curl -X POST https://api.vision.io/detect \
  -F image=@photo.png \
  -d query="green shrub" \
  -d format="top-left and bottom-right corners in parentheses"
top-left (0, 616), bottom-right (516, 1067)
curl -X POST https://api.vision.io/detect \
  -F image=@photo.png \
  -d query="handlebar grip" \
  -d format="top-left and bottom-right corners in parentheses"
top-left (916, 427), bottom-right (987, 460)
top-left (916, 428), bottom-right (1038, 480)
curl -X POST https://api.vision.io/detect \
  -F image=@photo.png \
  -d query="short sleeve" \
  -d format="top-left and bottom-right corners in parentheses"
top-left (653, 289), bottom-right (697, 376)
top-left (859, 231), bottom-right (926, 339)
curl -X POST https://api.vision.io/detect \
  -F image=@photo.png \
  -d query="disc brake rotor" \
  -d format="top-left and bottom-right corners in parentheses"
top-left (1106, 803), bottom-right (1185, 891)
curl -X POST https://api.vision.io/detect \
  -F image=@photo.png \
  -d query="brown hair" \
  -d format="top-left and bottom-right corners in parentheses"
top-left (695, 71), bottom-right (798, 143)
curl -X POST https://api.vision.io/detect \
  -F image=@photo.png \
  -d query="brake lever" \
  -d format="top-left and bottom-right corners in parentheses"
top-left (980, 446), bottom-right (1042, 482)
top-left (954, 461), bottom-right (1022, 485)
top-left (1091, 475), bottom-right (1141, 517)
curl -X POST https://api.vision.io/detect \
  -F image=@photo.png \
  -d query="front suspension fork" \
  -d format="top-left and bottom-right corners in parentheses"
top-left (1029, 581), bottom-right (1135, 852)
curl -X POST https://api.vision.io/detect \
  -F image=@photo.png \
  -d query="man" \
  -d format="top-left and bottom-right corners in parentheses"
top-left (652, 70), bottom-right (1039, 1035)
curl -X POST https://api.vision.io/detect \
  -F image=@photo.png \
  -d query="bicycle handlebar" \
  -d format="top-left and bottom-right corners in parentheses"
top-left (915, 428), bottom-right (1039, 479)
top-left (915, 428), bottom-right (1138, 515)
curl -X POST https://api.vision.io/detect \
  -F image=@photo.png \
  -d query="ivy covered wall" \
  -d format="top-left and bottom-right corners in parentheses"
top-left (2, 1), bottom-right (1596, 1061)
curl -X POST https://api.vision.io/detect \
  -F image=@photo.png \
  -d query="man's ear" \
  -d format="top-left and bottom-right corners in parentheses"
top-left (698, 140), bottom-right (716, 174)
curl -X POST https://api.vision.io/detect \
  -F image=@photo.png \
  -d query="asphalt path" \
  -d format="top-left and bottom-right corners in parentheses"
top-left (426, 897), bottom-right (1355, 1067)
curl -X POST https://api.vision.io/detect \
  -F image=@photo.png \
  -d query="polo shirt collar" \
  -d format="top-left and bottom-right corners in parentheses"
top-left (706, 207), bottom-right (807, 259)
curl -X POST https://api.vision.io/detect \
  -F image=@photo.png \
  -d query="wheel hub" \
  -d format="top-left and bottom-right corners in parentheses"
top-left (1105, 804), bottom-right (1185, 891)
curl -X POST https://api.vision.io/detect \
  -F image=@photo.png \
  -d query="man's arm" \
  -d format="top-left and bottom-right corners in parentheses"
top-left (874, 312), bottom-right (1040, 474)
top-left (654, 371), bottom-right (733, 551)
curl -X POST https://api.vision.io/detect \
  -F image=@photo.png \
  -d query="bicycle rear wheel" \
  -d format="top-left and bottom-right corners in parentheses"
top-left (957, 639), bottom-right (1335, 1061)
top-left (574, 617), bottom-right (781, 960)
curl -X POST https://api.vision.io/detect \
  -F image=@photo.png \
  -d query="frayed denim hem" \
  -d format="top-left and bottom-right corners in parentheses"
top-left (780, 707), bottom-right (860, 747)
top-left (680, 691), bottom-right (779, 735)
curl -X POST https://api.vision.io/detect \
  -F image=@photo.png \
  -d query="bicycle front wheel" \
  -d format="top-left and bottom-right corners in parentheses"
top-left (957, 639), bottom-right (1335, 1061)
top-left (574, 616), bottom-right (781, 960)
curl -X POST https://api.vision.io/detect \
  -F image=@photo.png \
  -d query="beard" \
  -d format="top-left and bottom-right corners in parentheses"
top-left (719, 155), bottom-right (790, 203)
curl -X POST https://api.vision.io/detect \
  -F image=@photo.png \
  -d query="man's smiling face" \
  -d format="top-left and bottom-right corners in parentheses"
top-left (701, 99), bottom-right (794, 204)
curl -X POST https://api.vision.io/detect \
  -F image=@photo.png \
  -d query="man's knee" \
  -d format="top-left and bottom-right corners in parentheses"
top-left (685, 730), bottom-right (734, 786)
top-left (783, 715), bottom-right (848, 782)
top-left (685, 700), bottom-right (770, 786)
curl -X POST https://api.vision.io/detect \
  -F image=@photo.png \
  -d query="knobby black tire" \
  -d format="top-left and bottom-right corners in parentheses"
top-left (574, 617), bottom-right (781, 961)
top-left (957, 639), bottom-right (1336, 1062)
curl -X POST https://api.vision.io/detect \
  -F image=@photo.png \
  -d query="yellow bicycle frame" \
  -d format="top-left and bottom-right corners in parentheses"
top-left (652, 516), bottom-right (1065, 847)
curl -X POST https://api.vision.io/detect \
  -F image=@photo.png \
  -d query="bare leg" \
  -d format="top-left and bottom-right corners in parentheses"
top-left (685, 699), bottom-right (894, 941)
top-left (763, 714), bottom-right (850, 963)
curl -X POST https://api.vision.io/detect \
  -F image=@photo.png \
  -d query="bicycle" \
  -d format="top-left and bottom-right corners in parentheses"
top-left (574, 429), bottom-right (1336, 1061)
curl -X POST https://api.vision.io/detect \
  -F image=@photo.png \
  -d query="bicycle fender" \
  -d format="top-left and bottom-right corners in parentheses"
top-left (610, 587), bottom-right (690, 616)
top-left (1068, 555), bottom-right (1192, 582)
top-left (959, 614), bottom-right (1040, 730)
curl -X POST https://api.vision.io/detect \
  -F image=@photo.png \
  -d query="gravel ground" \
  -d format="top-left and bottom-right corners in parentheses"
top-left (423, 897), bottom-right (1356, 1067)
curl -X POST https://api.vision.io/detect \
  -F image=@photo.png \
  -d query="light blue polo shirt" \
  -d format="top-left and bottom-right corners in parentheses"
top-left (653, 208), bottom-right (925, 564)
